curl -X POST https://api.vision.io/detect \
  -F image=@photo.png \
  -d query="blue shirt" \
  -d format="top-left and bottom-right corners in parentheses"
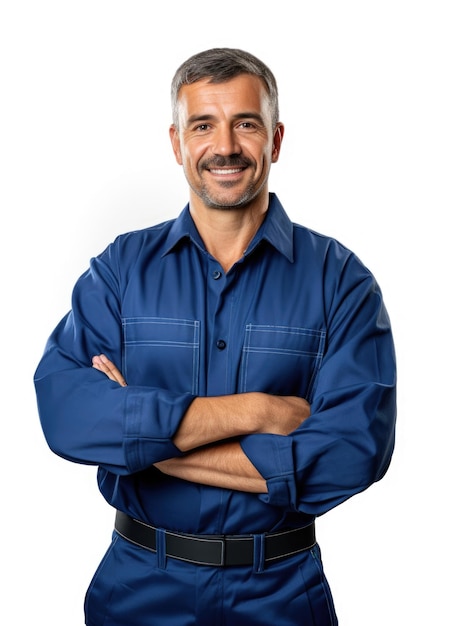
top-left (34, 193), bottom-right (396, 534)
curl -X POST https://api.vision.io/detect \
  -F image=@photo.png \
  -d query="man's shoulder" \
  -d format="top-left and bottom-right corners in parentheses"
top-left (111, 217), bottom-right (177, 250)
top-left (292, 222), bottom-right (354, 258)
top-left (94, 218), bottom-right (179, 269)
top-left (291, 222), bottom-right (376, 283)
top-left (116, 217), bottom-right (176, 241)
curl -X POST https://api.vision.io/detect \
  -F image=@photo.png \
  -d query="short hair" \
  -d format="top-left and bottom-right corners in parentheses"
top-left (171, 48), bottom-right (279, 130)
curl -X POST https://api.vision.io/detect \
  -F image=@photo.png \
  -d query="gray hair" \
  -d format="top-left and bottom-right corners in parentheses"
top-left (171, 48), bottom-right (279, 130)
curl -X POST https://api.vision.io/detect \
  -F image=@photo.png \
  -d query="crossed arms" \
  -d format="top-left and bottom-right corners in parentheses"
top-left (92, 354), bottom-right (310, 494)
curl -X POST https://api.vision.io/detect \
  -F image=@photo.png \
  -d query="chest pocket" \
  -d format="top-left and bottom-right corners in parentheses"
top-left (122, 317), bottom-right (200, 394)
top-left (239, 324), bottom-right (326, 401)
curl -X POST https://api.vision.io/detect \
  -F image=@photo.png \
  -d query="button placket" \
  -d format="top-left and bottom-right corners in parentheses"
top-left (206, 261), bottom-right (235, 395)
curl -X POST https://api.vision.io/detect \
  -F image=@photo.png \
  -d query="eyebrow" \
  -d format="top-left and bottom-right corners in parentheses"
top-left (186, 112), bottom-right (266, 126)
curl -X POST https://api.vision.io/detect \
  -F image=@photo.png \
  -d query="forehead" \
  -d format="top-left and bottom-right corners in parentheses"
top-left (176, 74), bottom-right (271, 121)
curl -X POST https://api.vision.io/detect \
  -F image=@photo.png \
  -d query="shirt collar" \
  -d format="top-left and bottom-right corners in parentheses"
top-left (162, 192), bottom-right (294, 263)
top-left (248, 193), bottom-right (294, 262)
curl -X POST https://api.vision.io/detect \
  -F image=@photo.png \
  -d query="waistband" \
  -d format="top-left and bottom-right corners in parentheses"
top-left (114, 510), bottom-right (316, 567)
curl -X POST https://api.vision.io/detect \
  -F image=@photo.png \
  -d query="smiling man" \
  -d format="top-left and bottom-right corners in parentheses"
top-left (170, 71), bottom-right (284, 272)
top-left (34, 48), bottom-right (397, 626)
top-left (171, 73), bottom-right (281, 208)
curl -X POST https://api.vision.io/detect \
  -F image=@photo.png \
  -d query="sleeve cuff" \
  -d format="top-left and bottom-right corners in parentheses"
top-left (124, 388), bottom-right (194, 472)
top-left (240, 434), bottom-right (297, 509)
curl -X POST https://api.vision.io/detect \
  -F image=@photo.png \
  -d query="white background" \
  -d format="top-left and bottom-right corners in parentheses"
top-left (1, 1), bottom-right (470, 624)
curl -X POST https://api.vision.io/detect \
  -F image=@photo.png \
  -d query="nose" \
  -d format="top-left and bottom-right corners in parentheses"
top-left (212, 125), bottom-right (241, 156)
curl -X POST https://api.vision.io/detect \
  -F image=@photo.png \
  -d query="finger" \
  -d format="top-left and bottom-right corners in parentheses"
top-left (92, 354), bottom-right (114, 377)
top-left (97, 355), bottom-right (127, 386)
top-left (92, 354), bottom-right (127, 386)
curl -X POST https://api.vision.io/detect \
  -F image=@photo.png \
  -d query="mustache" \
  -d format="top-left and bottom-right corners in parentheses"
top-left (201, 156), bottom-right (253, 169)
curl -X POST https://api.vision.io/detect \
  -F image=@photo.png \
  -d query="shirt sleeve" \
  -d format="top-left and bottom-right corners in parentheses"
top-left (240, 253), bottom-right (397, 516)
top-left (34, 242), bottom-right (195, 475)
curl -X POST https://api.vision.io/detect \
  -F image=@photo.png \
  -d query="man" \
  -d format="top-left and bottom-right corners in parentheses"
top-left (34, 48), bottom-right (396, 626)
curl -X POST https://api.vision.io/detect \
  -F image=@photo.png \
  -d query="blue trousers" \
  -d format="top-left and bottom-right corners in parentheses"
top-left (85, 532), bottom-right (338, 625)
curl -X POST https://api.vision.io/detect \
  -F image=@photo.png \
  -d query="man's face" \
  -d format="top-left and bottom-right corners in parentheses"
top-left (170, 74), bottom-right (283, 211)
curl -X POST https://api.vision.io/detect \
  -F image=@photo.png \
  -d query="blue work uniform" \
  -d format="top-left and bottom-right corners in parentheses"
top-left (34, 193), bottom-right (396, 625)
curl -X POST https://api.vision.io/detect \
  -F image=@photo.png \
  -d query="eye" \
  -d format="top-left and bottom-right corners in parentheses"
top-left (195, 123), bottom-right (211, 132)
top-left (236, 119), bottom-right (262, 133)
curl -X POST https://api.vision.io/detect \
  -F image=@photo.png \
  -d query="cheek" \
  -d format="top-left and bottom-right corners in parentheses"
top-left (259, 148), bottom-right (274, 168)
top-left (182, 141), bottom-right (209, 167)
top-left (248, 139), bottom-right (273, 165)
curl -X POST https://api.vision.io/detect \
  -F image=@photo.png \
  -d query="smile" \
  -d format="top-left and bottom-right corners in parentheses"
top-left (209, 168), bottom-right (244, 175)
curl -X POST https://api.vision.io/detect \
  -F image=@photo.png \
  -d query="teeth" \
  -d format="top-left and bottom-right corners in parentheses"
top-left (211, 168), bottom-right (242, 175)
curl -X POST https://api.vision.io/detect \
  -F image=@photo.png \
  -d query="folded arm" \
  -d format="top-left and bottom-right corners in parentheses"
top-left (92, 354), bottom-right (310, 492)
top-left (156, 441), bottom-right (267, 493)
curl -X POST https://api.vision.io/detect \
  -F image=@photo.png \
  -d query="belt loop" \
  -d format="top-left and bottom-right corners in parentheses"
top-left (252, 533), bottom-right (265, 574)
top-left (156, 528), bottom-right (167, 570)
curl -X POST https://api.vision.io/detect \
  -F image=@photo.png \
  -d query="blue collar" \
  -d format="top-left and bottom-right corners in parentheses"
top-left (162, 193), bottom-right (294, 263)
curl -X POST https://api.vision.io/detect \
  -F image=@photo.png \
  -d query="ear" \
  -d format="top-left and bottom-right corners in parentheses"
top-left (271, 123), bottom-right (285, 163)
top-left (169, 125), bottom-right (183, 165)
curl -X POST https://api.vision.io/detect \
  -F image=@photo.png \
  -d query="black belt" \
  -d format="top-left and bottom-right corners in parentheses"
top-left (115, 511), bottom-right (315, 567)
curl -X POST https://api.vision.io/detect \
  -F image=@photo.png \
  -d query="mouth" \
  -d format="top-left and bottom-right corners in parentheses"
top-left (202, 156), bottom-right (251, 179)
top-left (209, 167), bottom-right (245, 176)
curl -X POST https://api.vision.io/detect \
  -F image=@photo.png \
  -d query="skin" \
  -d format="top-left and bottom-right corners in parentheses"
top-left (91, 75), bottom-right (310, 493)
top-left (169, 74), bottom-right (284, 272)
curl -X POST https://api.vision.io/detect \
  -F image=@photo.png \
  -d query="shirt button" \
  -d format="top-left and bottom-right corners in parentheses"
top-left (212, 270), bottom-right (222, 280)
top-left (216, 339), bottom-right (226, 350)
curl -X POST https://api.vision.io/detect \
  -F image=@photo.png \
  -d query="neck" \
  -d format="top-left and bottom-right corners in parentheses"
top-left (189, 194), bottom-right (269, 272)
